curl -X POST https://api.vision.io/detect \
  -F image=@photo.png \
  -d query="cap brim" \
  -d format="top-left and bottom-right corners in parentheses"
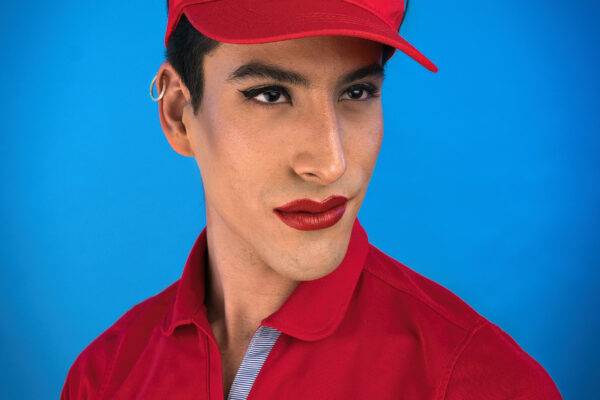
top-left (176, 0), bottom-right (438, 73)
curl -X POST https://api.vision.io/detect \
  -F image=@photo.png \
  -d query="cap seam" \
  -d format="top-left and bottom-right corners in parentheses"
top-left (343, 0), bottom-right (398, 31)
top-left (167, 0), bottom-right (219, 46)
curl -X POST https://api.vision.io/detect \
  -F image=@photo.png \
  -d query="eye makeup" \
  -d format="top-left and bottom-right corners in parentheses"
top-left (341, 83), bottom-right (380, 100)
top-left (239, 85), bottom-right (292, 105)
top-left (238, 81), bottom-right (381, 106)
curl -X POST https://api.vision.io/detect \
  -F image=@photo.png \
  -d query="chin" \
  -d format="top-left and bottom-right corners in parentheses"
top-left (278, 242), bottom-right (348, 282)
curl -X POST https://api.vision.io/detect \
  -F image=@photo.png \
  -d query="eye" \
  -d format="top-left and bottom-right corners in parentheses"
top-left (340, 84), bottom-right (379, 101)
top-left (255, 90), bottom-right (287, 104)
top-left (239, 85), bottom-right (291, 105)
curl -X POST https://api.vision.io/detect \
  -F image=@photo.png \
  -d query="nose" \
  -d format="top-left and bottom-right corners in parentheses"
top-left (290, 101), bottom-right (347, 186)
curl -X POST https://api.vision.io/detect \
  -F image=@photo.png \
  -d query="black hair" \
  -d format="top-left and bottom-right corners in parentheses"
top-left (165, 2), bottom-right (220, 112)
top-left (165, 2), bottom-right (395, 113)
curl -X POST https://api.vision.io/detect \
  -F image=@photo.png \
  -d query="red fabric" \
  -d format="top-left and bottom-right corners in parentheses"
top-left (61, 218), bottom-right (561, 399)
top-left (164, 0), bottom-right (438, 72)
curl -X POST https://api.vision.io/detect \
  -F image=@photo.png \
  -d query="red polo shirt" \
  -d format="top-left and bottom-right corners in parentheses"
top-left (61, 219), bottom-right (561, 399)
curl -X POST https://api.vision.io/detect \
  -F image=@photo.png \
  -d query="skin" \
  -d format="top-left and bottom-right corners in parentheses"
top-left (157, 35), bottom-right (385, 397)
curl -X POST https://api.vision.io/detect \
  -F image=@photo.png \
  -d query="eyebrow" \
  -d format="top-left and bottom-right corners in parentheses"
top-left (339, 63), bottom-right (385, 85)
top-left (227, 62), bottom-right (385, 87)
top-left (227, 62), bottom-right (310, 87)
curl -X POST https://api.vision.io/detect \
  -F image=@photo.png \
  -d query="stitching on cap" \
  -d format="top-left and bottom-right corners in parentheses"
top-left (300, 12), bottom-right (391, 35)
top-left (343, 0), bottom-right (398, 30)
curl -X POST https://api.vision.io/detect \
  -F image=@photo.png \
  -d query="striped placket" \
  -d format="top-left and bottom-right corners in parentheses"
top-left (227, 326), bottom-right (282, 400)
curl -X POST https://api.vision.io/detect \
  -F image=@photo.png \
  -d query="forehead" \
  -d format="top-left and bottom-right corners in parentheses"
top-left (204, 36), bottom-right (384, 77)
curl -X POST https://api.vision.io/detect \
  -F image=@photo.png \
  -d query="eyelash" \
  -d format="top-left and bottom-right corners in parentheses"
top-left (238, 83), bottom-right (380, 106)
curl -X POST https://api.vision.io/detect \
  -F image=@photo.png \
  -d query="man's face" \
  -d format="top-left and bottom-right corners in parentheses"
top-left (183, 35), bottom-right (384, 281)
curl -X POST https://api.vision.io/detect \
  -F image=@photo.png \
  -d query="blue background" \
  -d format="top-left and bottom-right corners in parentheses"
top-left (1, 0), bottom-right (598, 398)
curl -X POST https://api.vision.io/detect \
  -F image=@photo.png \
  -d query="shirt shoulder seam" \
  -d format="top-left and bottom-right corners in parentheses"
top-left (437, 320), bottom-right (490, 399)
top-left (362, 266), bottom-right (481, 331)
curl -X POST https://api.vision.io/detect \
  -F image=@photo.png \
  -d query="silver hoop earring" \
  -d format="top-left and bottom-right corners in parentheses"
top-left (149, 75), bottom-right (166, 102)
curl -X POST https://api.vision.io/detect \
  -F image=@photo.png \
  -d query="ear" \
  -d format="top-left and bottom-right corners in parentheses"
top-left (156, 61), bottom-right (194, 156)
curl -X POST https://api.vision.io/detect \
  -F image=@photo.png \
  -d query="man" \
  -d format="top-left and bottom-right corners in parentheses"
top-left (62, 0), bottom-right (562, 399)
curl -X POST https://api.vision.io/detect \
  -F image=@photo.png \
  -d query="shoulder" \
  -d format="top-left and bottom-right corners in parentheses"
top-left (60, 282), bottom-right (179, 399)
top-left (362, 244), bottom-right (561, 399)
top-left (444, 322), bottom-right (562, 399)
top-left (363, 244), bottom-right (484, 331)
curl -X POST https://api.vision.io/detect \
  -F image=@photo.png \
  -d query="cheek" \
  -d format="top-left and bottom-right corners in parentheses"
top-left (192, 102), bottom-right (284, 202)
top-left (344, 107), bottom-right (383, 173)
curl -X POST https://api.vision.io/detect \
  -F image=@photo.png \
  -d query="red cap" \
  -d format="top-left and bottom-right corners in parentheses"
top-left (165, 0), bottom-right (437, 72)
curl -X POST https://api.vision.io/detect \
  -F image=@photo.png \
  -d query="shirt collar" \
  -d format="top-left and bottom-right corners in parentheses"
top-left (161, 218), bottom-right (369, 341)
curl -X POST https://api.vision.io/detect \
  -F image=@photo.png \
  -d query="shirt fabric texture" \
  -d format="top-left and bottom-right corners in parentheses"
top-left (61, 219), bottom-right (562, 399)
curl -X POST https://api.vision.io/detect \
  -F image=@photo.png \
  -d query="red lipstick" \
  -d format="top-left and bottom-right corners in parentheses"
top-left (274, 195), bottom-right (348, 231)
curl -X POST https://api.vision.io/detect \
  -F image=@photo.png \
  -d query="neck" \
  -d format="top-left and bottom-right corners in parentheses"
top-left (203, 211), bottom-right (299, 347)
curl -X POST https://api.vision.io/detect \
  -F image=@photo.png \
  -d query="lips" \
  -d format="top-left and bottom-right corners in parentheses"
top-left (274, 195), bottom-right (348, 231)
